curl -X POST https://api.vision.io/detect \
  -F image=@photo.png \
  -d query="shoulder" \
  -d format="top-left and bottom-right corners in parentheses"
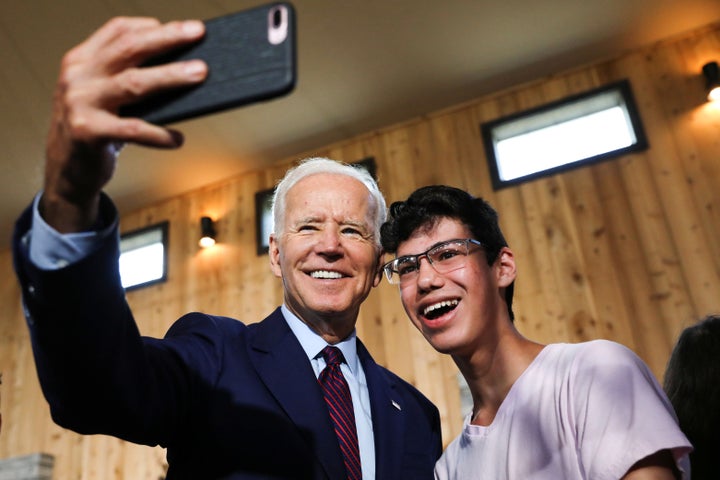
top-left (535, 340), bottom-right (644, 378)
top-left (166, 312), bottom-right (249, 338)
top-left (558, 339), bottom-right (647, 372)
top-left (150, 313), bottom-right (251, 385)
top-left (560, 339), bottom-right (671, 414)
top-left (161, 308), bottom-right (287, 357)
top-left (357, 341), bottom-right (438, 412)
top-left (576, 338), bottom-right (638, 357)
top-left (367, 360), bottom-right (443, 461)
top-left (558, 338), bottom-right (636, 356)
top-left (552, 340), bottom-right (660, 396)
top-left (379, 365), bottom-right (425, 395)
top-left (373, 361), bottom-right (439, 414)
top-left (161, 313), bottom-right (250, 363)
top-left (540, 340), bottom-right (663, 411)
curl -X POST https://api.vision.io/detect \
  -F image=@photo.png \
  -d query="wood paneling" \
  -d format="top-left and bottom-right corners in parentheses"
top-left (1, 22), bottom-right (719, 479)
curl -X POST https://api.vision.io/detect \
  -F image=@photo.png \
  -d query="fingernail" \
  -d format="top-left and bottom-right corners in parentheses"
top-left (182, 20), bottom-right (204, 36)
top-left (170, 130), bottom-right (184, 147)
top-left (184, 60), bottom-right (207, 79)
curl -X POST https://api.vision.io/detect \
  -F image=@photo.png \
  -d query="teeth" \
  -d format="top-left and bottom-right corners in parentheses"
top-left (311, 270), bottom-right (343, 279)
top-left (423, 300), bottom-right (458, 316)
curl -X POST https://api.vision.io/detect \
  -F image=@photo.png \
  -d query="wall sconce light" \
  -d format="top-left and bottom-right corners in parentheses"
top-left (702, 61), bottom-right (720, 102)
top-left (199, 216), bottom-right (217, 248)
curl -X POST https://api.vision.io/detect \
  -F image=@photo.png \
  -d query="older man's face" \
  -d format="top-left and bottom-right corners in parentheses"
top-left (269, 173), bottom-right (382, 342)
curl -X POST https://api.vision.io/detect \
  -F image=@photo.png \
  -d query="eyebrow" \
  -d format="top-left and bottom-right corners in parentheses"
top-left (293, 216), bottom-right (321, 225)
top-left (396, 239), bottom-right (463, 259)
top-left (341, 219), bottom-right (369, 229)
top-left (292, 217), bottom-right (371, 232)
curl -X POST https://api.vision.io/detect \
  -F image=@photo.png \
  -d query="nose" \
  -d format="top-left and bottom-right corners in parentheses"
top-left (315, 227), bottom-right (342, 254)
top-left (415, 255), bottom-right (442, 290)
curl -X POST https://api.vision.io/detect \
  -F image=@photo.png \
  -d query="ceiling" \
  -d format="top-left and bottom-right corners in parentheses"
top-left (2, 0), bottom-right (720, 250)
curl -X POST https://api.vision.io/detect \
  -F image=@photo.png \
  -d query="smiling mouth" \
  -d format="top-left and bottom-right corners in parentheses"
top-left (423, 299), bottom-right (459, 320)
top-left (310, 270), bottom-right (344, 279)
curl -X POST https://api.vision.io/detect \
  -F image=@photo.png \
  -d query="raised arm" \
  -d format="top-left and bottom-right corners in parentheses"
top-left (41, 16), bottom-right (208, 233)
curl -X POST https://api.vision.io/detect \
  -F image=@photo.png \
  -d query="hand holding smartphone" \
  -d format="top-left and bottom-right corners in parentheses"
top-left (120, 2), bottom-right (296, 125)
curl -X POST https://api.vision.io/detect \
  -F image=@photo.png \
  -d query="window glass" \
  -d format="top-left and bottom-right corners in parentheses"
top-left (119, 221), bottom-right (168, 290)
top-left (482, 80), bottom-right (647, 189)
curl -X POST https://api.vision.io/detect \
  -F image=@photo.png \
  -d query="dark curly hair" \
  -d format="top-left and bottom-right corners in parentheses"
top-left (664, 314), bottom-right (720, 479)
top-left (380, 185), bottom-right (514, 321)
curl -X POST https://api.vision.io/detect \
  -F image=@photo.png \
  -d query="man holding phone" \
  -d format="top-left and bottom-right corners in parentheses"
top-left (13, 16), bottom-right (441, 479)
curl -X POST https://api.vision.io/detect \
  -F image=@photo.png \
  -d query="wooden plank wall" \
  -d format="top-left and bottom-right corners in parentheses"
top-left (1, 21), bottom-right (719, 479)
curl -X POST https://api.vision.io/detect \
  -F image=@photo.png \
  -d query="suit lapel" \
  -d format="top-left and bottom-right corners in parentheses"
top-left (358, 340), bottom-right (405, 480)
top-left (247, 308), bottom-right (345, 479)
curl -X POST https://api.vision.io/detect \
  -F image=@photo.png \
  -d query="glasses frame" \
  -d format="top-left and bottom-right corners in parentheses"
top-left (383, 238), bottom-right (483, 285)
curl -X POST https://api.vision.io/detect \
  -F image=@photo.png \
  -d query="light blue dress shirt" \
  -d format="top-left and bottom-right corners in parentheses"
top-left (28, 193), bottom-right (116, 270)
top-left (281, 304), bottom-right (375, 479)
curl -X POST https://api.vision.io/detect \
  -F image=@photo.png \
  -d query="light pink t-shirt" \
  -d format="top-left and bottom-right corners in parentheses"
top-left (435, 340), bottom-right (692, 480)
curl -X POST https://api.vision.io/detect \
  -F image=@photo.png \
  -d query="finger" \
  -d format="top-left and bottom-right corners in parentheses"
top-left (94, 110), bottom-right (185, 148)
top-left (64, 18), bottom-right (205, 77)
top-left (102, 19), bottom-right (206, 73)
top-left (83, 16), bottom-right (163, 54)
top-left (104, 59), bottom-right (208, 110)
top-left (62, 17), bottom-right (163, 76)
top-left (62, 105), bottom-right (184, 149)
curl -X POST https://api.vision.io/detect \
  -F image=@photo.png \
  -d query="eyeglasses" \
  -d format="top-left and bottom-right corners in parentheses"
top-left (383, 238), bottom-right (483, 285)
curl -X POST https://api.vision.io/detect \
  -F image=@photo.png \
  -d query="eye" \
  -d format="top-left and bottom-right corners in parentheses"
top-left (396, 258), bottom-right (418, 276)
top-left (434, 247), bottom-right (462, 262)
top-left (297, 224), bottom-right (318, 232)
top-left (341, 226), bottom-right (362, 236)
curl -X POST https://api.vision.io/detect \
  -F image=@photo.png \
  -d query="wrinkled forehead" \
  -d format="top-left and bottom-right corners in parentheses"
top-left (287, 174), bottom-right (376, 217)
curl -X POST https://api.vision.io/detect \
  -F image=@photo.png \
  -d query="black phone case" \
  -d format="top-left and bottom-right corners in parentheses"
top-left (120, 2), bottom-right (296, 125)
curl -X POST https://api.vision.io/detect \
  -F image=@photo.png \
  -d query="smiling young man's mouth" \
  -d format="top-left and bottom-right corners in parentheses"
top-left (422, 299), bottom-right (459, 320)
top-left (309, 270), bottom-right (344, 279)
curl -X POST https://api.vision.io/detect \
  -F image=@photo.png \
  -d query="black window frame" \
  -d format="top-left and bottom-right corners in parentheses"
top-left (480, 79), bottom-right (648, 190)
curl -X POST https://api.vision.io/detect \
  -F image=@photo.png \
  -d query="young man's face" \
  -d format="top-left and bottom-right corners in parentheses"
top-left (269, 173), bottom-right (382, 342)
top-left (395, 217), bottom-right (515, 356)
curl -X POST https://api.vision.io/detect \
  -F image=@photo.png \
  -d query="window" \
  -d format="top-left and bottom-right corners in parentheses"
top-left (481, 80), bottom-right (647, 189)
top-left (353, 156), bottom-right (377, 181)
top-left (119, 221), bottom-right (169, 290)
top-left (255, 188), bottom-right (274, 255)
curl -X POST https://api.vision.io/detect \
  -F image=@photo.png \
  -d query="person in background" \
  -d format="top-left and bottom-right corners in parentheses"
top-left (380, 184), bottom-right (692, 479)
top-left (12, 17), bottom-right (441, 479)
top-left (664, 314), bottom-right (720, 480)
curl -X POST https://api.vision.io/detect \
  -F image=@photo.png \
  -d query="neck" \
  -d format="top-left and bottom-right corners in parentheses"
top-left (453, 329), bottom-right (544, 426)
top-left (285, 303), bottom-right (358, 344)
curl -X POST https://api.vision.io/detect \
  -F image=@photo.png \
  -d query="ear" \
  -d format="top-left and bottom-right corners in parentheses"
top-left (372, 249), bottom-right (385, 287)
top-left (269, 233), bottom-right (282, 278)
top-left (495, 247), bottom-right (517, 288)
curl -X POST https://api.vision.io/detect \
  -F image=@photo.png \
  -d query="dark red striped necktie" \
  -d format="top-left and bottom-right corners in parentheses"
top-left (318, 346), bottom-right (362, 480)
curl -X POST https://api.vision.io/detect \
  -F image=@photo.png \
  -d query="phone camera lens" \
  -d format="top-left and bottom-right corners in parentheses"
top-left (272, 8), bottom-right (282, 28)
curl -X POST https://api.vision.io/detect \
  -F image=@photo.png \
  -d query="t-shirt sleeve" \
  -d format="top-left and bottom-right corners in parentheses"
top-left (570, 340), bottom-right (692, 480)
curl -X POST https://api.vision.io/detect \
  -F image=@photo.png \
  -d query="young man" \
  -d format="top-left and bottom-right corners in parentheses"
top-left (12, 17), bottom-right (441, 479)
top-left (380, 185), bottom-right (691, 479)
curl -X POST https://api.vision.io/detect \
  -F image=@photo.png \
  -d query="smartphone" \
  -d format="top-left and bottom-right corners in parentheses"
top-left (120, 2), bottom-right (296, 125)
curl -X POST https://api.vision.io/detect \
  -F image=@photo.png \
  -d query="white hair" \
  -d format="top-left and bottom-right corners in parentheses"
top-left (270, 157), bottom-right (387, 247)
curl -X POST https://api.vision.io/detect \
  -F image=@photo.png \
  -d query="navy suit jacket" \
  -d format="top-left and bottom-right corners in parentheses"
top-left (13, 200), bottom-right (442, 479)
